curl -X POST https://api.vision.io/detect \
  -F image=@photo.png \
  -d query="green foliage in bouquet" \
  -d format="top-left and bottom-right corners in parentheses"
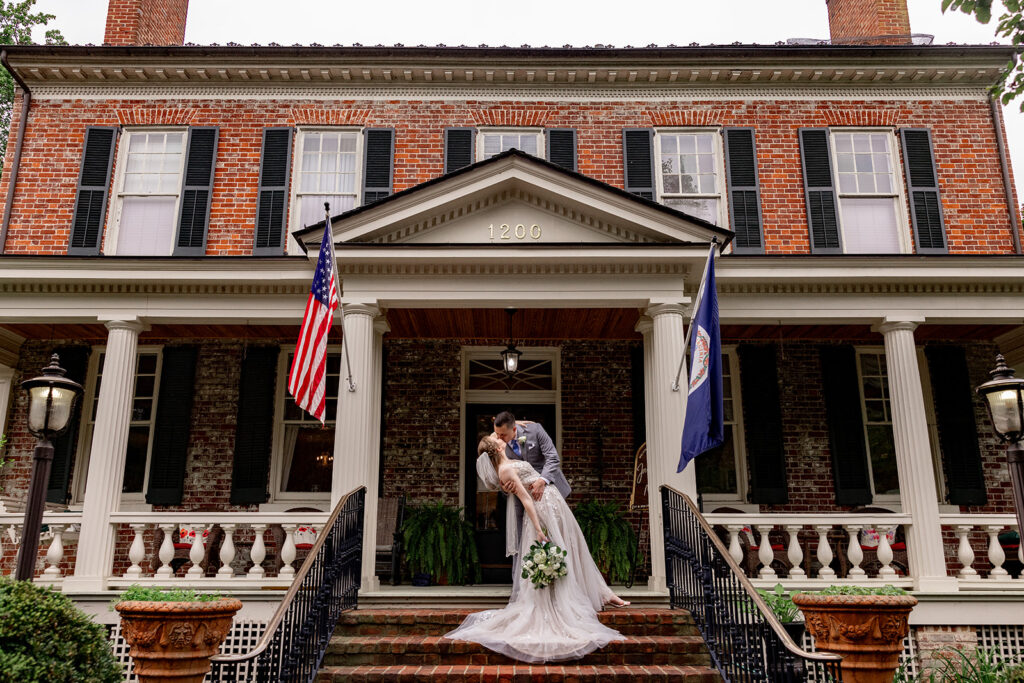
top-left (574, 500), bottom-right (637, 584)
top-left (401, 501), bottom-right (480, 585)
top-left (0, 576), bottom-right (122, 683)
top-left (521, 539), bottom-right (568, 588)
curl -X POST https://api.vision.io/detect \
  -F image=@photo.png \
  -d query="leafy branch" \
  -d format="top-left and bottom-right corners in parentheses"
top-left (942, 0), bottom-right (1024, 109)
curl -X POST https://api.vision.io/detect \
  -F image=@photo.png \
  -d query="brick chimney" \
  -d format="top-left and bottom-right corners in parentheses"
top-left (826, 0), bottom-right (912, 45)
top-left (104, 0), bottom-right (189, 46)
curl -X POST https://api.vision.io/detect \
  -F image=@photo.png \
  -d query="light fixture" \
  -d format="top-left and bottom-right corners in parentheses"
top-left (500, 307), bottom-right (522, 377)
top-left (16, 353), bottom-right (84, 581)
top-left (976, 353), bottom-right (1024, 543)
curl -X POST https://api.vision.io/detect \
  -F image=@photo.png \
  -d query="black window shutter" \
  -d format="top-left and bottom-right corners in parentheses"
top-left (545, 129), bottom-right (577, 172)
top-left (799, 128), bottom-right (842, 254)
top-left (230, 346), bottom-right (279, 505)
top-left (46, 346), bottom-right (90, 504)
top-left (724, 128), bottom-right (765, 253)
top-left (444, 128), bottom-right (475, 174)
top-left (622, 128), bottom-right (655, 200)
top-left (738, 344), bottom-right (788, 504)
top-left (900, 129), bottom-right (947, 254)
top-left (253, 127), bottom-right (293, 255)
top-left (820, 345), bottom-right (872, 505)
top-left (68, 127), bottom-right (118, 255)
top-left (363, 128), bottom-right (395, 205)
top-left (925, 346), bottom-right (987, 505)
top-left (173, 127), bottom-right (218, 256)
top-left (146, 346), bottom-right (198, 505)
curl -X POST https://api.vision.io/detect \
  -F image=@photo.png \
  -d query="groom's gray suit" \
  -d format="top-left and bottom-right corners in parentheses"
top-left (506, 420), bottom-right (571, 499)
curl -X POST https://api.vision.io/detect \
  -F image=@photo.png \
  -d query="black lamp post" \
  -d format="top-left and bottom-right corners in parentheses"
top-left (975, 354), bottom-right (1024, 538)
top-left (500, 307), bottom-right (522, 377)
top-left (16, 353), bottom-right (83, 581)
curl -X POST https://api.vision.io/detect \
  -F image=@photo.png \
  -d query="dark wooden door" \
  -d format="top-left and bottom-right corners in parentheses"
top-left (464, 403), bottom-right (556, 583)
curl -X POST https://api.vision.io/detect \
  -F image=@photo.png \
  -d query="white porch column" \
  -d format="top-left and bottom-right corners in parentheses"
top-left (642, 303), bottom-right (691, 592)
top-left (876, 317), bottom-right (956, 592)
top-left (331, 303), bottom-right (384, 592)
top-left (65, 319), bottom-right (144, 592)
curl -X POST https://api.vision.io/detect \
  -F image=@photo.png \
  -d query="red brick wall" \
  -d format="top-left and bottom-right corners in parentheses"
top-left (827, 0), bottom-right (912, 44)
top-left (104, 0), bottom-right (188, 46)
top-left (0, 96), bottom-right (1016, 255)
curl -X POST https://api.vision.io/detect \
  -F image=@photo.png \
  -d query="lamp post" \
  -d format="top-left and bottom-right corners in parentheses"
top-left (975, 354), bottom-right (1024, 538)
top-left (15, 353), bottom-right (83, 581)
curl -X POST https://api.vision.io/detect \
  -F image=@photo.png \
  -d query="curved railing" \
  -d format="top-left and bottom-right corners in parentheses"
top-left (661, 485), bottom-right (843, 682)
top-left (209, 486), bottom-right (366, 683)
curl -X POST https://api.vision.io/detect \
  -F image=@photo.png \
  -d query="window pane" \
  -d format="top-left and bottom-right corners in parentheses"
top-left (117, 196), bottom-right (178, 256)
top-left (835, 134), bottom-right (853, 153)
top-left (282, 426), bottom-right (335, 492)
top-left (867, 425), bottom-right (899, 495)
top-left (122, 425), bottom-right (151, 493)
top-left (519, 136), bottom-right (537, 155)
top-left (666, 197), bottom-right (719, 225)
top-left (696, 426), bottom-right (737, 495)
top-left (663, 175), bottom-right (680, 193)
top-left (660, 135), bottom-right (677, 153)
top-left (853, 135), bottom-right (871, 153)
top-left (132, 398), bottom-right (152, 422)
top-left (841, 197), bottom-right (900, 254)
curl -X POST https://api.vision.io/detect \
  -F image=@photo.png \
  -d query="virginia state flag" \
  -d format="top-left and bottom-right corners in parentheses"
top-left (677, 252), bottom-right (724, 472)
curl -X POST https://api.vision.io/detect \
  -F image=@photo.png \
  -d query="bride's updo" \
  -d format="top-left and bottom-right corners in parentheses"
top-left (478, 435), bottom-right (505, 473)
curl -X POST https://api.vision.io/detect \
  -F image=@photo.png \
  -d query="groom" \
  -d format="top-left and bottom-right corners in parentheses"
top-left (492, 410), bottom-right (571, 501)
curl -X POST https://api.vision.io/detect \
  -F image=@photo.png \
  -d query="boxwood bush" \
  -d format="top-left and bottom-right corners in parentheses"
top-left (0, 577), bottom-right (122, 682)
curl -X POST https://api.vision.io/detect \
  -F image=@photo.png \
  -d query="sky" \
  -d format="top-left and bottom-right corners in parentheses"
top-left (26, 0), bottom-right (1024, 195)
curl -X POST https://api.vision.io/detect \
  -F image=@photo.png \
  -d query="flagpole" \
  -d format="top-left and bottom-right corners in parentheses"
top-left (670, 239), bottom-right (718, 392)
top-left (325, 202), bottom-right (356, 392)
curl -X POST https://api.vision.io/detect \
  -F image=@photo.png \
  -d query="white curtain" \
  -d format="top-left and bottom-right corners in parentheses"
top-left (117, 196), bottom-right (177, 255)
top-left (841, 198), bottom-right (900, 254)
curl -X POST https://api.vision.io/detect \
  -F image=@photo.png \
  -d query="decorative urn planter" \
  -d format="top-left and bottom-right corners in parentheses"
top-left (115, 598), bottom-right (242, 683)
top-left (792, 592), bottom-right (917, 683)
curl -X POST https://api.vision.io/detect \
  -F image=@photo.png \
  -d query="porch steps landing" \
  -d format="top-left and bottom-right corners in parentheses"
top-left (315, 608), bottom-right (721, 682)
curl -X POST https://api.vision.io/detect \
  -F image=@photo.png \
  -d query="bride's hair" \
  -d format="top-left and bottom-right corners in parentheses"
top-left (478, 436), bottom-right (504, 473)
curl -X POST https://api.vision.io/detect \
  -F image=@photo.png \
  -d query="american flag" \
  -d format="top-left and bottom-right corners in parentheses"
top-left (288, 226), bottom-right (339, 423)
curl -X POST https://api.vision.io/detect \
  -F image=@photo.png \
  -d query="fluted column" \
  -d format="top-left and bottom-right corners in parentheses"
top-left (0, 363), bottom-right (14, 439)
top-left (66, 319), bottom-right (145, 592)
top-left (877, 318), bottom-right (955, 591)
top-left (331, 303), bottom-right (384, 591)
top-left (642, 303), bottom-right (690, 592)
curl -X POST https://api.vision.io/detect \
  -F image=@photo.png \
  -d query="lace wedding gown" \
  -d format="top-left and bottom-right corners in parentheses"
top-left (444, 459), bottom-right (625, 663)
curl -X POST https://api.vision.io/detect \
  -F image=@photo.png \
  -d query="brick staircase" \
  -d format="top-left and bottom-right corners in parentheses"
top-left (316, 608), bottom-right (721, 681)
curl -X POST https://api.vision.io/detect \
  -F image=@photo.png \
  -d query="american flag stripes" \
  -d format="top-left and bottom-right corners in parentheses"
top-left (288, 226), bottom-right (340, 423)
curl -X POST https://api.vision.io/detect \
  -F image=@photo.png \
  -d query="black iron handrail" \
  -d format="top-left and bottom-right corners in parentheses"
top-left (209, 486), bottom-right (366, 683)
top-left (661, 485), bottom-right (843, 682)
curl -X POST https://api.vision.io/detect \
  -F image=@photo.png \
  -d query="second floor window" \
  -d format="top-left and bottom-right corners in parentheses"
top-left (655, 131), bottom-right (724, 226)
top-left (479, 129), bottom-right (543, 161)
top-left (294, 129), bottom-right (361, 229)
top-left (832, 131), bottom-right (905, 254)
top-left (113, 131), bottom-right (186, 255)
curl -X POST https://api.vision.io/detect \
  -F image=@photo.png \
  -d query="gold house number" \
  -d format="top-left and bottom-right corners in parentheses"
top-left (488, 223), bottom-right (542, 240)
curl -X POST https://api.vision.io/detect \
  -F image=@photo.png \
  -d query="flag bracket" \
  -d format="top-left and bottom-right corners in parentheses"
top-left (670, 239), bottom-right (719, 393)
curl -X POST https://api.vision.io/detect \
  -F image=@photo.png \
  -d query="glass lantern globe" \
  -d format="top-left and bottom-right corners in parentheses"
top-left (501, 344), bottom-right (522, 376)
top-left (976, 354), bottom-right (1024, 444)
top-left (21, 354), bottom-right (84, 439)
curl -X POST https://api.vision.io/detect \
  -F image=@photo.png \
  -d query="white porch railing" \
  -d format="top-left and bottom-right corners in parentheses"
top-left (939, 513), bottom-right (1023, 588)
top-left (0, 512), bottom-right (84, 583)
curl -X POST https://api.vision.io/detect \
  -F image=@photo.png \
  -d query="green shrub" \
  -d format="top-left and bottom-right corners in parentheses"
top-left (401, 501), bottom-right (480, 585)
top-left (116, 584), bottom-right (222, 603)
top-left (1004, 663), bottom-right (1024, 683)
top-left (0, 577), bottom-right (122, 683)
top-left (574, 500), bottom-right (639, 584)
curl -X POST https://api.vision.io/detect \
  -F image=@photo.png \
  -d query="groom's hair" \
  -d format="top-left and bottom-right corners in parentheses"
top-left (494, 411), bottom-right (516, 428)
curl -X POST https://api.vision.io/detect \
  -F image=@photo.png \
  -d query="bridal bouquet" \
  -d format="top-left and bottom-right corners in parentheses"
top-left (521, 539), bottom-right (568, 588)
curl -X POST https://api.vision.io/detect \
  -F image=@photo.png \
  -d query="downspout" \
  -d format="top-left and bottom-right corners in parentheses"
top-left (991, 94), bottom-right (1023, 254)
top-left (0, 49), bottom-right (30, 254)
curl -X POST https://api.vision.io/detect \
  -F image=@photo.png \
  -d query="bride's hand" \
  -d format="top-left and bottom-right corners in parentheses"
top-left (537, 529), bottom-right (549, 543)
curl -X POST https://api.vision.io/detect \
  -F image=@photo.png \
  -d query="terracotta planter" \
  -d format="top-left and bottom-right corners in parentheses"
top-left (115, 598), bottom-right (242, 683)
top-left (792, 592), bottom-right (917, 683)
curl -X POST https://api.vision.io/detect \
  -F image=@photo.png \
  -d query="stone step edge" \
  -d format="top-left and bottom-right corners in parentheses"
top-left (339, 608), bottom-right (694, 624)
top-left (316, 663), bottom-right (721, 682)
top-left (328, 634), bottom-right (708, 651)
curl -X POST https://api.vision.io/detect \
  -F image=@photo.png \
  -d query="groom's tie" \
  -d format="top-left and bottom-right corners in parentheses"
top-left (510, 438), bottom-right (521, 457)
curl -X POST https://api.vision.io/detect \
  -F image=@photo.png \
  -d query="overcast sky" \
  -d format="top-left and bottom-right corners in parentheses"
top-left (29, 0), bottom-right (1024, 199)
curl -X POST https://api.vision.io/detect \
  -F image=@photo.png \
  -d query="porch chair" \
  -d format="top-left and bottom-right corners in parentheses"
top-left (376, 496), bottom-right (406, 585)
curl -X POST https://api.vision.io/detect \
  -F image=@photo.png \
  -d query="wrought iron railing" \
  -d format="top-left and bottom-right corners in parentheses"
top-left (662, 485), bottom-right (843, 682)
top-left (209, 486), bottom-right (366, 683)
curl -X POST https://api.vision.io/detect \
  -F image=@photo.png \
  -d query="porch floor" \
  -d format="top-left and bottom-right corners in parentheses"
top-left (358, 584), bottom-right (669, 609)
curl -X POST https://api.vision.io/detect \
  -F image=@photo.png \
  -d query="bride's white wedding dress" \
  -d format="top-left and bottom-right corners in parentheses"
top-left (444, 459), bottom-right (625, 663)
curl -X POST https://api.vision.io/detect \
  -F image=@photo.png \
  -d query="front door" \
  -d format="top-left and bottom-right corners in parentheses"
top-left (465, 403), bottom-right (556, 583)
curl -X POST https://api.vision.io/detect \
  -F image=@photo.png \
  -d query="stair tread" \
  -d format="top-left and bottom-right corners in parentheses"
top-left (316, 663), bottom-right (721, 681)
top-left (330, 633), bottom-right (707, 649)
top-left (339, 608), bottom-right (693, 623)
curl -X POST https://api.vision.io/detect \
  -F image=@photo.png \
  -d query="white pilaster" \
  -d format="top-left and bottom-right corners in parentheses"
top-left (65, 319), bottom-right (144, 592)
top-left (331, 303), bottom-right (384, 592)
top-left (876, 318), bottom-right (956, 592)
top-left (641, 303), bottom-right (691, 592)
top-left (0, 363), bottom-right (14, 443)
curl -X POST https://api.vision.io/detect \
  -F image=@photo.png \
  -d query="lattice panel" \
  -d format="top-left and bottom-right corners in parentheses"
top-left (977, 625), bottom-right (1024, 664)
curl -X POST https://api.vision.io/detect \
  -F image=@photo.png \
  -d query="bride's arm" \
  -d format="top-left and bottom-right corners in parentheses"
top-left (499, 466), bottom-right (548, 543)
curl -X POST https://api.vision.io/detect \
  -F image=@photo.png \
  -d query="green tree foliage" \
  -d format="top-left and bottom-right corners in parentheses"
top-left (942, 0), bottom-right (1024, 109)
top-left (0, 0), bottom-right (65, 173)
top-left (0, 576), bottom-right (122, 683)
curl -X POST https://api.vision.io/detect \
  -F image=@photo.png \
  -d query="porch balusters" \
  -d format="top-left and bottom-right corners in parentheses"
top-left (280, 524), bottom-right (297, 576)
top-left (248, 524), bottom-right (267, 577)
top-left (956, 526), bottom-right (979, 580)
top-left (217, 524), bottom-right (236, 578)
top-left (42, 525), bottom-right (66, 579)
top-left (845, 524), bottom-right (865, 578)
top-left (126, 524), bottom-right (146, 578)
top-left (757, 525), bottom-right (776, 578)
top-left (156, 524), bottom-right (175, 578)
top-left (815, 525), bottom-right (836, 579)
top-left (986, 526), bottom-right (1009, 579)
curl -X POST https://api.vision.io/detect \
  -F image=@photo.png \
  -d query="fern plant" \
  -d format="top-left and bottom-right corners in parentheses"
top-left (573, 500), bottom-right (638, 584)
top-left (401, 501), bottom-right (480, 585)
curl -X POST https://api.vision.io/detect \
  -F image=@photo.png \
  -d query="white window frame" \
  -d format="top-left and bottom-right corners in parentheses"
top-left (70, 345), bottom-right (163, 510)
top-left (287, 127), bottom-right (364, 255)
top-left (855, 347), bottom-right (901, 503)
top-left (696, 345), bottom-right (748, 504)
top-left (828, 128), bottom-right (911, 255)
top-left (105, 127), bottom-right (189, 256)
top-left (263, 344), bottom-right (340, 509)
top-left (654, 127), bottom-right (727, 228)
top-left (476, 127), bottom-right (545, 162)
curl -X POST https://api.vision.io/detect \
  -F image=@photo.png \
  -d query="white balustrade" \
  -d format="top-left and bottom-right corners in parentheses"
top-left (43, 525), bottom-right (66, 578)
top-left (218, 524), bottom-right (236, 578)
top-left (757, 525), bottom-right (776, 578)
top-left (786, 525), bottom-right (805, 577)
top-left (956, 526), bottom-right (979, 580)
top-left (249, 524), bottom-right (267, 577)
top-left (815, 525), bottom-right (836, 580)
top-left (125, 524), bottom-right (146, 578)
top-left (845, 524), bottom-right (865, 578)
top-left (280, 524), bottom-right (297, 576)
top-left (0, 513), bottom-right (82, 583)
top-left (939, 515), bottom-right (1020, 587)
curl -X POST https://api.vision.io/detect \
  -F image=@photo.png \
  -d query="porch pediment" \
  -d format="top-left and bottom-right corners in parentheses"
top-left (296, 150), bottom-right (732, 248)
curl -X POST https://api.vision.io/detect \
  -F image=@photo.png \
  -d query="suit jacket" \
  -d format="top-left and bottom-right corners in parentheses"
top-left (506, 421), bottom-right (571, 499)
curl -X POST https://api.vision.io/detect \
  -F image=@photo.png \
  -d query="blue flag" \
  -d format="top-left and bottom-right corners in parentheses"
top-left (677, 252), bottom-right (723, 472)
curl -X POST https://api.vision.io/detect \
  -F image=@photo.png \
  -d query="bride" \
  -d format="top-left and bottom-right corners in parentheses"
top-left (443, 434), bottom-right (630, 663)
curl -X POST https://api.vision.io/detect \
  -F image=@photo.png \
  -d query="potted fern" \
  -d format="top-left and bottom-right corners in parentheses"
top-left (757, 583), bottom-right (805, 645)
top-left (401, 501), bottom-right (480, 585)
top-left (573, 500), bottom-right (638, 584)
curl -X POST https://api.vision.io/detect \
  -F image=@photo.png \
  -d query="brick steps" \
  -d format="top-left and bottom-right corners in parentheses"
top-left (316, 663), bottom-right (721, 682)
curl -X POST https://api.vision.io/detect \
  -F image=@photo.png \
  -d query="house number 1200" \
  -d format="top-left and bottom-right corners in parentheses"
top-left (489, 223), bottom-right (542, 240)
